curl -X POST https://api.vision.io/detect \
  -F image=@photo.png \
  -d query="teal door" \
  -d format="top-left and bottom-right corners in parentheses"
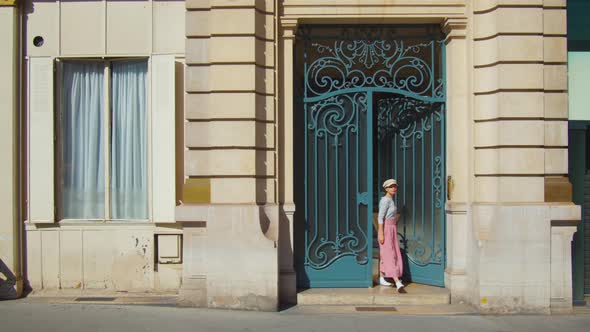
top-left (376, 96), bottom-right (446, 287)
top-left (297, 91), bottom-right (374, 288)
top-left (294, 25), bottom-right (446, 288)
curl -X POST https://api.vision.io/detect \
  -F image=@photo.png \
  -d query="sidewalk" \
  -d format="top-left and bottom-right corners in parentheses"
top-left (2, 300), bottom-right (590, 332)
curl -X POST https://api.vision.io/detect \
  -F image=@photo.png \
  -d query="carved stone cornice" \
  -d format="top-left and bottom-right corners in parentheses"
top-left (441, 17), bottom-right (468, 42)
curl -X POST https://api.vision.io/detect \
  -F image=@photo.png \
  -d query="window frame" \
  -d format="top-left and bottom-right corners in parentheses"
top-left (55, 57), bottom-right (152, 223)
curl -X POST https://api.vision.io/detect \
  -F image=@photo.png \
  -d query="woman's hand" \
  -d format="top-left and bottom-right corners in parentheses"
top-left (378, 230), bottom-right (384, 245)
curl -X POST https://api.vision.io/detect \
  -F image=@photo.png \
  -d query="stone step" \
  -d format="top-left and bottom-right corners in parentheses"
top-left (297, 283), bottom-right (450, 306)
top-left (286, 303), bottom-right (476, 315)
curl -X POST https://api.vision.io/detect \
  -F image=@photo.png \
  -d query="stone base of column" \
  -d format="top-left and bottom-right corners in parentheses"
top-left (461, 203), bottom-right (581, 314)
top-left (179, 204), bottom-right (279, 311)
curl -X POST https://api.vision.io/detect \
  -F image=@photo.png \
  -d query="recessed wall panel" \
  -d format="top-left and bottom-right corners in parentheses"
top-left (60, 1), bottom-right (105, 55)
top-left (107, 1), bottom-right (151, 55)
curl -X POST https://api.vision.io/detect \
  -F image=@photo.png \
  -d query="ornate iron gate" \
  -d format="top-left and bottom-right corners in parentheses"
top-left (294, 26), bottom-right (446, 288)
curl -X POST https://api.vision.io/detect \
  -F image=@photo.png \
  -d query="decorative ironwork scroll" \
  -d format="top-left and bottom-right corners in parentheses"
top-left (305, 93), bottom-right (370, 270)
top-left (299, 26), bottom-right (445, 101)
top-left (376, 98), bottom-right (445, 268)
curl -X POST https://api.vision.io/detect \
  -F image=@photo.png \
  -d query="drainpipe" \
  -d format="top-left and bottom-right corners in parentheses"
top-left (16, 0), bottom-right (25, 298)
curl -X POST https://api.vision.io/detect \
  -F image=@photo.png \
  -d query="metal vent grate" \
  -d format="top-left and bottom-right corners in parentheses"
top-left (74, 297), bottom-right (116, 302)
top-left (356, 306), bottom-right (397, 312)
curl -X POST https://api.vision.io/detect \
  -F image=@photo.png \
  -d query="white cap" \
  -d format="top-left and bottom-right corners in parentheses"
top-left (382, 179), bottom-right (397, 189)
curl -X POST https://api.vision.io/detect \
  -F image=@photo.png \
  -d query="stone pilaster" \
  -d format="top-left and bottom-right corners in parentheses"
top-left (278, 17), bottom-right (297, 305)
top-left (181, 0), bottom-right (280, 311)
top-left (470, 0), bottom-right (579, 313)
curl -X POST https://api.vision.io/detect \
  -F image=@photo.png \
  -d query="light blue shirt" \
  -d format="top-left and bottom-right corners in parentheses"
top-left (377, 196), bottom-right (397, 224)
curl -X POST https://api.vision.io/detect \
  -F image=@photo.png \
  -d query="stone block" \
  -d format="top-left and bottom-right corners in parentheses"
top-left (185, 66), bottom-right (210, 92)
top-left (185, 121), bottom-right (274, 148)
top-left (475, 35), bottom-right (543, 66)
top-left (210, 36), bottom-right (255, 63)
top-left (475, 64), bottom-right (544, 93)
top-left (473, 204), bottom-right (553, 313)
top-left (474, 92), bottom-right (544, 120)
top-left (211, 0), bottom-right (256, 6)
top-left (186, 11), bottom-right (210, 37)
top-left (210, 8), bottom-right (255, 35)
top-left (549, 204), bottom-right (581, 221)
top-left (185, 93), bottom-right (274, 121)
top-left (182, 178), bottom-right (211, 204)
top-left (544, 175), bottom-right (571, 202)
top-left (186, 0), bottom-right (210, 9)
top-left (543, 64), bottom-right (567, 91)
top-left (210, 64), bottom-right (256, 91)
top-left (186, 38), bottom-right (210, 65)
top-left (186, 149), bottom-right (274, 176)
top-left (543, 37), bottom-right (567, 63)
top-left (543, 0), bottom-right (566, 6)
top-left (255, 66), bottom-right (274, 94)
top-left (256, 39), bottom-right (275, 67)
top-left (474, 7), bottom-right (543, 39)
top-left (475, 176), bottom-right (545, 202)
top-left (544, 120), bottom-right (567, 146)
top-left (544, 93), bottom-right (567, 119)
top-left (543, 8), bottom-right (566, 35)
top-left (544, 149), bottom-right (568, 175)
top-left (210, 178), bottom-right (275, 204)
top-left (255, 10), bottom-right (274, 40)
top-left (474, 120), bottom-right (543, 147)
top-left (475, 148), bottom-right (544, 175)
top-left (204, 204), bottom-right (278, 310)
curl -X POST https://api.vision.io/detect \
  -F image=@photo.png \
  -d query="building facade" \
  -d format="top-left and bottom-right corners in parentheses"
top-left (0, 0), bottom-right (586, 314)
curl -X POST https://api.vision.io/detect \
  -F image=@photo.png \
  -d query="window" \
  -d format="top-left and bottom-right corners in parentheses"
top-left (58, 59), bottom-right (148, 220)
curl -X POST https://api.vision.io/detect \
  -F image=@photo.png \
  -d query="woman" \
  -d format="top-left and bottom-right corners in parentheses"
top-left (377, 178), bottom-right (404, 291)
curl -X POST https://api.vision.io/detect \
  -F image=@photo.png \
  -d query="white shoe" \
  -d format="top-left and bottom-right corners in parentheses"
top-left (395, 280), bottom-right (404, 290)
top-left (378, 276), bottom-right (392, 286)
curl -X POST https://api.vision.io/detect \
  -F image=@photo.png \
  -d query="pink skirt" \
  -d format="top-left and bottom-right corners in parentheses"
top-left (379, 218), bottom-right (403, 279)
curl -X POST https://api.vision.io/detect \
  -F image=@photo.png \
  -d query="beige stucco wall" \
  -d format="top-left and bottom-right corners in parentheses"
top-left (26, 0), bottom-right (185, 57)
top-left (23, 0), bottom-right (186, 294)
top-left (0, 4), bottom-right (21, 299)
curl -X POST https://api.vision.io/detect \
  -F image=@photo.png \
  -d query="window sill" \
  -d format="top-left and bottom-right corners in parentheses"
top-left (24, 219), bottom-right (156, 229)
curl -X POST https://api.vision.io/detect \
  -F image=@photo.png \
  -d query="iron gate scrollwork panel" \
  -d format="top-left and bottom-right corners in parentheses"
top-left (295, 25), bottom-right (446, 288)
top-left (305, 93), bottom-right (370, 271)
top-left (376, 98), bottom-right (445, 278)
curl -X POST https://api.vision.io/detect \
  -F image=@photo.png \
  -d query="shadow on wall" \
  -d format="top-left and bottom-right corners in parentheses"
top-left (0, 258), bottom-right (17, 299)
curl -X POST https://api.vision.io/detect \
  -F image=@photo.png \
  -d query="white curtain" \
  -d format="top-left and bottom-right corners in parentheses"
top-left (110, 61), bottom-right (148, 219)
top-left (61, 61), bottom-right (105, 219)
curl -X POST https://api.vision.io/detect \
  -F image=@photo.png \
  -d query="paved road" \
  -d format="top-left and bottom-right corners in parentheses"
top-left (1, 300), bottom-right (589, 332)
